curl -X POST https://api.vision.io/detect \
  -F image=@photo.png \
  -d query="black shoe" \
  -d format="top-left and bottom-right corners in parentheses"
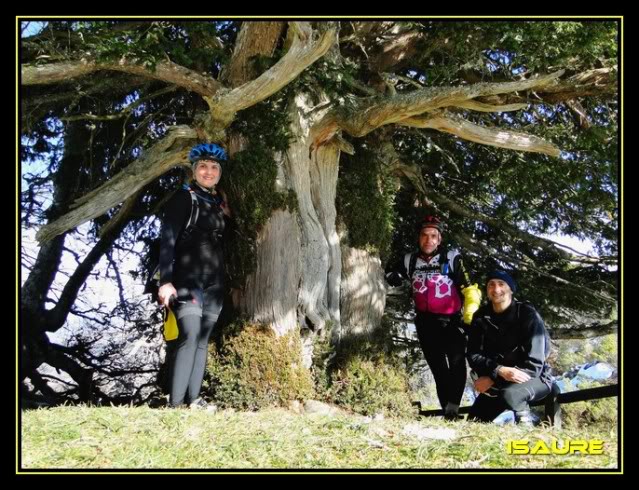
top-left (168, 402), bottom-right (187, 409)
top-left (444, 412), bottom-right (464, 421)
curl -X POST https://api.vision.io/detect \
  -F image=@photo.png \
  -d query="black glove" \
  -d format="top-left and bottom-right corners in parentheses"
top-left (386, 271), bottom-right (404, 287)
top-left (458, 323), bottom-right (471, 337)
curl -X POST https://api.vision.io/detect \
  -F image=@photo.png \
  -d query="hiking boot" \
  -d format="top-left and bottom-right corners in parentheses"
top-left (515, 410), bottom-right (540, 427)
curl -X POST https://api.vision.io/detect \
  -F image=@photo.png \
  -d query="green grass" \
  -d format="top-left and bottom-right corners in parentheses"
top-left (20, 405), bottom-right (619, 471)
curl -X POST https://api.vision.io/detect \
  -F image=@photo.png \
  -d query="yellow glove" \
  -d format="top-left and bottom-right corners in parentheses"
top-left (462, 283), bottom-right (482, 325)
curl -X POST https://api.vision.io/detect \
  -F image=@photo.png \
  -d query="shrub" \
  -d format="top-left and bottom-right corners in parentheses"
top-left (205, 322), bottom-right (314, 410)
top-left (329, 356), bottom-right (414, 418)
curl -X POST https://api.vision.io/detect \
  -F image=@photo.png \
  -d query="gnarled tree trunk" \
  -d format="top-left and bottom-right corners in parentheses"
top-left (237, 93), bottom-right (344, 366)
top-left (242, 96), bottom-right (343, 325)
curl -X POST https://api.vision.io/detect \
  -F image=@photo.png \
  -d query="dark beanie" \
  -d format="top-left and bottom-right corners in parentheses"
top-left (486, 270), bottom-right (517, 293)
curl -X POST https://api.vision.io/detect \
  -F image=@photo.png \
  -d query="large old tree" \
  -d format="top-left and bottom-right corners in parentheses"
top-left (20, 20), bottom-right (619, 402)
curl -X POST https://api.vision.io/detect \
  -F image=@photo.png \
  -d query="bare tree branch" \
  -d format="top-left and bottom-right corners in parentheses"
top-left (565, 99), bottom-right (592, 129)
top-left (36, 125), bottom-right (197, 244)
top-left (420, 181), bottom-right (574, 259)
top-left (222, 21), bottom-right (285, 87)
top-left (58, 85), bottom-right (180, 123)
top-left (205, 22), bottom-right (337, 127)
top-left (390, 158), bottom-right (579, 263)
top-left (475, 67), bottom-right (617, 106)
top-left (537, 67), bottom-right (617, 102)
top-left (388, 155), bottom-right (615, 304)
top-left (452, 100), bottom-right (529, 113)
top-left (548, 321), bottom-right (617, 339)
top-left (312, 70), bottom-right (565, 147)
top-left (54, 343), bottom-right (158, 378)
top-left (22, 58), bottom-right (223, 97)
top-left (98, 190), bottom-right (142, 238)
top-left (69, 309), bottom-right (110, 326)
top-left (399, 111), bottom-right (561, 157)
top-left (450, 229), bottom-right (617, 305)
top-left (106, 251), bottom-right (128, 311)
top-left (22, 75), bottom-right (152, 133)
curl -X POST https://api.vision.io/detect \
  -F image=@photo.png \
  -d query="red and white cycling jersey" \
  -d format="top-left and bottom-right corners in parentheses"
top-left (404, 250), bottom-right (462, 315)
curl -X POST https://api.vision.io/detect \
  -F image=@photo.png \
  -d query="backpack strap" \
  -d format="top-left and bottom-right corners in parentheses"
top-left (440, 250), bottom-right (449, 275)
top-left (407, 252), bottom-right (419, 279)
top-left (441, 249), bottom-right (461, 275)
top-left (185, 189), bottom-right (200, 230)
top-left (177, 188), bottom-right (200, 242)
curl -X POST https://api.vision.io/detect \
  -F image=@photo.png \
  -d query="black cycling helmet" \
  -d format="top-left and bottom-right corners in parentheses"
top-left (420, 215), bottom-right (444, 233)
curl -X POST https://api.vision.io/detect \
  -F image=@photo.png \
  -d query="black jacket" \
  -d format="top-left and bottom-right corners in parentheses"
top-left (159, 184), bottom-right (226, 289)
top-left (467, 300), bottom-right (552, 386)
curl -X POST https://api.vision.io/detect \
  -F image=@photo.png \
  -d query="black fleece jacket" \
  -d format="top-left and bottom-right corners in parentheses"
top-left (467, 300), bottom-right (552, 386)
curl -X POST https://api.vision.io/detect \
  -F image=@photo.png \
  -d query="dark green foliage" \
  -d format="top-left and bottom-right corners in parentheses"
top-left (223, 98), bottom-right (296, 286)
top-left (328, 357), bottom-right (414, 417)
top-left (336, 139), bottom-right (397, 261)
top-left (70, 22), bottom-right (233, 75)
top-left (397, 20), bottom-right (617, 86)
top-left (312, 323), bottom-right (415, 418)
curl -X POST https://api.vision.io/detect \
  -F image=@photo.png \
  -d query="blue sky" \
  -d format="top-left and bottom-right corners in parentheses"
top-left (21, 21), bottom-right (46, 37)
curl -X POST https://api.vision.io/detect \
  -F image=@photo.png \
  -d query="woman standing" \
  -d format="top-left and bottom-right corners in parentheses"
top-left (158, 143), bottom-right (230, 408)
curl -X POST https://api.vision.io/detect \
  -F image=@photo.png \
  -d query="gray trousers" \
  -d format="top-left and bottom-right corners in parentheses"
top-left (167, 285), bottom-right (224, 406)
top-left (468, 377), bottom-right (551, 422)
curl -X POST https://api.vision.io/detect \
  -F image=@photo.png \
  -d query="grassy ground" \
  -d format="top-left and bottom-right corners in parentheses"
top-left (20, 405), bottom-right (619, 471)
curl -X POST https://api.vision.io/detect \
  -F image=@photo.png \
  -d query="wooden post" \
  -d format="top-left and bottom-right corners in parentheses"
top-left (544, 382), bottom-right (562, 429)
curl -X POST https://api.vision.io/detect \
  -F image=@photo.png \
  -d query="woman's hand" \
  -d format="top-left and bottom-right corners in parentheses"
top-left (158, 283), bottom-right (178, 308)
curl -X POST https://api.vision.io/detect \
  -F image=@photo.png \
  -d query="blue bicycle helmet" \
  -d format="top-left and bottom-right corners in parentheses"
top-left (189, 143), bottom-right (228, 165)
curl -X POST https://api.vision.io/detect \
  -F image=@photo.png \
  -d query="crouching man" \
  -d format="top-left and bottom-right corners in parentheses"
top-left (467, 270), bottom-right (553, 426)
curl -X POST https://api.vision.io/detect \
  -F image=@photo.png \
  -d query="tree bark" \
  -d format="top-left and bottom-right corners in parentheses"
top-left (239, 94), bottom-right (344, 338)
top-left (205, 22), bottom-right (337, 127)
top-left (222, 22), bottom-right (285, 86)
top-left (239, 209), bottom-right (301, 336)
top-left (310, 141), bottom-right (342, 326)
top-left (339, 245), bottom-right (387, 342)
top-left (283, 94), bottom-right (333, 331)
